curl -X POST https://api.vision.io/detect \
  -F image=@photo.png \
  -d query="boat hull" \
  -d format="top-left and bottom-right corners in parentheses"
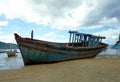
top-left (14, 34), bottom-right (108, 65)
top-left (112, 44), bottom-right (120, 49)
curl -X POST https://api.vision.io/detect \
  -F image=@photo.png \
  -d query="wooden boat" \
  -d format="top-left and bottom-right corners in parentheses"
top-left (112, 34), bottom-right (120, 49)
top-left (7, 50), bottom-right (17, 57)
top-left (14, 31), bottom-right (108, 65)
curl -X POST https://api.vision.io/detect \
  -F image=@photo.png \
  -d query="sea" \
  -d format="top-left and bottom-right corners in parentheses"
top-left (0, 48), bottom-right (120, 70)
top-left (0, 49), bottom-right (24, 70)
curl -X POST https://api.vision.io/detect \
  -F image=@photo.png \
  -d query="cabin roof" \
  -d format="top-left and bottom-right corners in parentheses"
top-left (91, 35), bottom-right (106, 39)
top-left (69, 31), bottom-right (106, 39)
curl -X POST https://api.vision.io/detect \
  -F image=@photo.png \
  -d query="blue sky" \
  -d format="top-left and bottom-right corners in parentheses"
top-left (0, 0), bottom-right (120, 45)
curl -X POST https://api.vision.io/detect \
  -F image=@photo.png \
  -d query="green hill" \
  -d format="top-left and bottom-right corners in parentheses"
top-left (0, 41), bottom-right (18, 49)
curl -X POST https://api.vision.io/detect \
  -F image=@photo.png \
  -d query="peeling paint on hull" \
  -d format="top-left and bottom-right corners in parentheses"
top-left (14, 33), bottom-right (108, 65)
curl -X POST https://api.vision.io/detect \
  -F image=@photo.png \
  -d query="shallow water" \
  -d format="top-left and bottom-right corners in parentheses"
top-left (0, 52), bottom-right (24, 70)
top-left (0, 48), bottom-right (120, 70)
top-left (99, 48), bottom-right (120, 55)
top-left (96, 48), bottom-right (120, 58)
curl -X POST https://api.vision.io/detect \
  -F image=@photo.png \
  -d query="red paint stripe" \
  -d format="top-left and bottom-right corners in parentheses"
top-left (19, 43), bottom-right (73, 56)
top-left (16, 37), bottom-right (107, 57)
top-left (17, 38), bottom-right (107, 51)
top-left (17, 38), bottom-right (48, 47)
top-left (19, 42), bottom-right (103, 57)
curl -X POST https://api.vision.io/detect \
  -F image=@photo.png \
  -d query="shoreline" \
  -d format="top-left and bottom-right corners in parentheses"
top-left (0, 58), bottom-right (120, 82)
top-left (97, 54), bottom-right (120, 58)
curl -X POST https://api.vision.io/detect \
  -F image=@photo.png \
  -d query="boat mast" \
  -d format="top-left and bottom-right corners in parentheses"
top-left (31, 30), bottom-right (34, 39)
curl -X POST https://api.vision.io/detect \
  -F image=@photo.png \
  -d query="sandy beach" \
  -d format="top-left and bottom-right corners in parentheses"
top-left (0, 58), bottom-right (120, 82)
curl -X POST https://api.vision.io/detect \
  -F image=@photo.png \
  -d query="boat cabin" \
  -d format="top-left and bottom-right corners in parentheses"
top-left (68, 31), bottom-right (105, 47)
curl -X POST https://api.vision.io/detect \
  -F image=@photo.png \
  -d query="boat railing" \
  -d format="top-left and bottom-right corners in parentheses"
top-left (68, 31), bottom-right (106, 47)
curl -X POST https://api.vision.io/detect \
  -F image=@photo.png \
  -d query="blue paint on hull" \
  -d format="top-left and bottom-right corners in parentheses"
top-left (14, 33), bottom-right (108, 65)
top-left (112, 45), bottom-right (120, 49)
top-left (20, 46), bottom-right (78, 62)
top-left (19, 42), bottom-right (106, 65)
top-left (19, 43), bottom-right (102, 65)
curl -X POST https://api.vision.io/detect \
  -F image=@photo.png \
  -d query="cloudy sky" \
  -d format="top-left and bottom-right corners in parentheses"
top-left (0, 0), bottom-right (120, 45)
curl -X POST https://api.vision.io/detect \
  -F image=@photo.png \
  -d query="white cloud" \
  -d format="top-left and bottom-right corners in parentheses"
top-left (0, 33), bottom-right (16, 43)
top-left (0, 28), bottom-right (2, 34)
top-left (99, 17), bottom-right (119, 26)
top-left (0, 21), bottom-right (8, 26)
top-left (94, 27), bottom-right (120, 44)
top-left (0, 0), bottom-right (120, 30)
top-left (34, 31), bottom-right (68, 42)
top-left (0, 0), bottom-right (120, 44)
top-left (0, 0), bottom-right (88, 30)
top-left (44, 32), bottom-right (55, 37)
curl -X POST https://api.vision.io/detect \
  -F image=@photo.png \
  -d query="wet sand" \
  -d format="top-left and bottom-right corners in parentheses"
top-left (0, 58), bottom-right (120, 82)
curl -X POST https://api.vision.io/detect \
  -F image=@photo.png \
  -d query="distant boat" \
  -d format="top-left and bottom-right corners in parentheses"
top-left (112, 34), bottom-right (120, 49)
top-left (7, 50), bottom-right (17, 57)
top-left (6, 42), bottom-right (18, 57)
top-left (14, 31), bottom-right (108, 65)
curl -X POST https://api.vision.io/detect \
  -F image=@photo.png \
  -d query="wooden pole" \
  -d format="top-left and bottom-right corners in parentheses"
top-left (31, 30), bottom-right (33, 39)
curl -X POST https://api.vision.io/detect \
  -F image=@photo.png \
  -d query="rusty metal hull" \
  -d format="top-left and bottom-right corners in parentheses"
top-left (14, 33), bottom-right (108, 65)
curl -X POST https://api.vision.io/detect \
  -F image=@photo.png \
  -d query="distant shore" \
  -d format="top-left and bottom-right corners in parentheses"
top-left (97, 54), bottom-right (120, 58)
top-left (0, 58), bottom-right (120, 82)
